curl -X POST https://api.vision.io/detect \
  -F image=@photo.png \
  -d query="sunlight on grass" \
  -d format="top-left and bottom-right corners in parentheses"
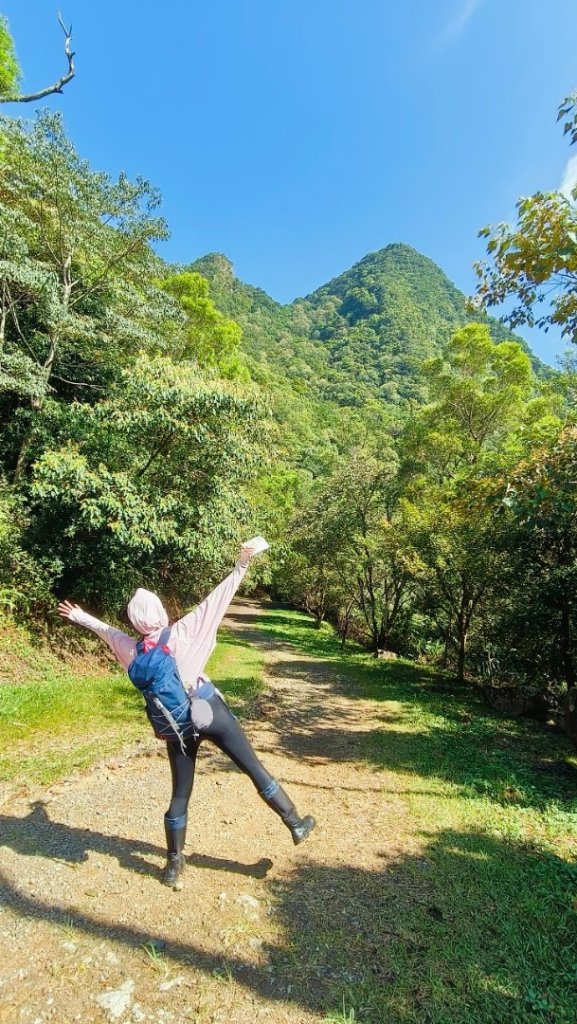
top-left (0, 625), bottom-right (265, 789)
top-left (256, 604), bottom-right (577, 1024)
top-left (206, 626), bottom-right (265, 711)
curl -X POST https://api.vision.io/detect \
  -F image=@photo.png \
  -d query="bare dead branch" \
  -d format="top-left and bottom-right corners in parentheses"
top-left (50, 373), bottom-right (105, 390)
top-left (1, 15), bottom-right (75, 105)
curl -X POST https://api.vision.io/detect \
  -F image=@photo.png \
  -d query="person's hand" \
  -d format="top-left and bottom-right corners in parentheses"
top-left (239, 543), bottom-right (256, 567)
top-left (57, 600), bottom-right (82, 620)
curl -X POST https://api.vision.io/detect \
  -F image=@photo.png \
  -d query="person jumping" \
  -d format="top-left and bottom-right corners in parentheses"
top-left (57, 539), bottom-right (316, 889)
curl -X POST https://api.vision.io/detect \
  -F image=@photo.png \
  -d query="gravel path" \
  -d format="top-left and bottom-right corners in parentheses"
top-left (0, 601), bottom-right (420, 1024)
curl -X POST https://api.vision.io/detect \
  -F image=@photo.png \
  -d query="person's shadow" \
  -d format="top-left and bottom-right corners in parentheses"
top-left (0, 801), bottom-right (273, 879)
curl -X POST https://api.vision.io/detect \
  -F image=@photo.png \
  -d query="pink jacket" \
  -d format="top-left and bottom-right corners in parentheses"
top-left (68, 560), bottom-right (249, 689)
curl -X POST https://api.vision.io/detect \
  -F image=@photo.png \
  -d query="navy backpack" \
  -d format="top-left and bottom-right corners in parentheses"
top-left (127, 640), bottom-right (198, 750)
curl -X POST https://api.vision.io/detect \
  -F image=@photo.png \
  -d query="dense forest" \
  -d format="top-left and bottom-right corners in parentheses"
top-left (194, 247), bottom-right (575, 708)
top-left (3, 13), bottom-right (577, 1024)
top-left (1, 84), bottom-right (577, 737)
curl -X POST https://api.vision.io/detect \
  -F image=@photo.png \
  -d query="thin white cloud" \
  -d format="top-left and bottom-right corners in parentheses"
top-left (560, 153), bottom-right (577, 198)
top-left (440, 0), bottom-right (482, 44)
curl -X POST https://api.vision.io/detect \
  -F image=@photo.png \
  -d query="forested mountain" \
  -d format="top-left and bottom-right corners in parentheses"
top-left (187, 246), bottom-right (575, 706)
top-left (192, 243), bottom-right (543, 407)
top-left (1, 110), bottom-right (575, 718)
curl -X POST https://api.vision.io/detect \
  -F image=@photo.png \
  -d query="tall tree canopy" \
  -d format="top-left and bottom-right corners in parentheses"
top-left (473, 96), bottom-right (577, 342)
top-left (0, 15), bottom-right (20, 98)
top-left (0, 111), bottom-right (267, 614)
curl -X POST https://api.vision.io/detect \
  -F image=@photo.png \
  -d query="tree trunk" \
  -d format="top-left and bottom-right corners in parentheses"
top-left (0, 282), bottom-right (7, 348)
top-left (338, 599), bottom-right (354, 651)
top-left (456, 599), bottom-right (469, 682)
top-left (560, 597), bottom-right (576, 689)
top-left (454, 585), bottom-right (484, 684)
top-left (456, 631), bottom-right (467, 684)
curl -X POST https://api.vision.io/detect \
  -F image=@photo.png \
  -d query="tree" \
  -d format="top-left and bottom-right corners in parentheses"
top-left (400, 482), bottom-right (501, 682)
top-left (493, 428), bottom-right (577, 690)
top-left (0, 111), bottom-right (169, 477)
top-left (400, 324), bottom-right (556, 681)
top-left (160, 271), bottom-right (245, 376)
top-left (408, 323), bottom-right (535, 469)
top-left (29, 355), bottom-right (263, 608)
top-left (281, 448), bottom-right (411, 651)
top-left (0, 16), bottom-right (20, 99)
top-left (0, 477), bottom-right (56, 614)
top-left (473, 95), bottom-right (577, 341)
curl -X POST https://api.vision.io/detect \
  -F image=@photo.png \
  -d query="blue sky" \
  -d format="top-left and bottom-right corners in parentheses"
top-left (3, 0), bottom-right (577, 365)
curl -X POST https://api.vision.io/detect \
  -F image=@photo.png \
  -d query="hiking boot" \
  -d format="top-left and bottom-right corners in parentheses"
top-left (261, 782), bottom-right (317, 845)
top-left (287, 814), bottom-right (317, 845)
top-left (163, 813), bottom-right (187, 889)
top-left (163, 851), bottom-right (186, 890)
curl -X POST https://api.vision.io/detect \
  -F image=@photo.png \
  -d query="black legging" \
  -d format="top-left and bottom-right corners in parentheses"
top-left (166, 693), bottom-right (276, 821)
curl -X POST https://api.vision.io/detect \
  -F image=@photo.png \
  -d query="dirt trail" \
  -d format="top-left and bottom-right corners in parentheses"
top-left (0, 601), bottom-right (420, 1024)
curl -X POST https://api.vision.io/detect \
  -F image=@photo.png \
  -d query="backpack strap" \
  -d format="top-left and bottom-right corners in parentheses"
top-left (139, 637), bottom-right (171, 654)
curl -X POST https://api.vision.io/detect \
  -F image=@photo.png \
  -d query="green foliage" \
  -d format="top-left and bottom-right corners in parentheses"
top-left (474, 94), bottom-right (577, 341)
top-left (425, 325), bottom-right (533, 452)
top-left (28, 355), bottom-right (263, 607)
top-left (0, 16), bottom-right (20, 99)
top-left (275, 449), bottom-right (412, 652)
top-left (0, 110), bottom-right (170, 428)
top-left (0, 113), bottom-right (267, 615)
top-left (160, 270), bottom-right (245, 376)
top-left (558, 90), bottom-right (577, 149)
top-left (487, 428), bottom-right (577, 689)
top-left (463, 94), bottom-right (577, 693)
top-left (474, 190), bottom-right (577, 338)
top-left (0, 479), bottom-right (57, 614)
top-left (398, 325), bottom-right (560, 681)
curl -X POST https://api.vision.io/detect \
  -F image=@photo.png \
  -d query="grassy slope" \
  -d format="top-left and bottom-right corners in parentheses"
top-left (0, 618), bottom-right (264, 790)
top-left (256, 606), bottom-right (577, 1024)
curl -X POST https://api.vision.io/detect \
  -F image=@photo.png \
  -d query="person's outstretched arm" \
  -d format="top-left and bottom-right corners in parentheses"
top-left (172, 544), bottom-right (252, 642)
top-left (58, 601), bottom-right (137, 669)
top-left (169, 542), bottom-right (259, 679)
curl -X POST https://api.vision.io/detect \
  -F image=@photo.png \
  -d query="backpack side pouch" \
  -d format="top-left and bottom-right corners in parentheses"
top-left (188, 679), bottom-right (216, 729)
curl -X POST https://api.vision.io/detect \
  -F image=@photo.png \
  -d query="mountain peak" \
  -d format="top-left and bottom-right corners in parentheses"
top-left (301, 241), bottom-right (460, 314)
top-left (351, 243), bottom-right (449, 276)
top-left (189, 252), bottom-right (235, 286)
top-left (189, 242), bottom-right (543, 405)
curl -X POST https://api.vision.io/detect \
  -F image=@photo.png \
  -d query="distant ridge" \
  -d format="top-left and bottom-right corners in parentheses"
top-left (190, 244), bottom-right (546, 408)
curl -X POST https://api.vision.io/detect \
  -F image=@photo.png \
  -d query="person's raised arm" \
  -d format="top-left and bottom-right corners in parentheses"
top-left (171, 541), bottom-right (260, 651)
top-left (58, 600), bottom-right (137, 670)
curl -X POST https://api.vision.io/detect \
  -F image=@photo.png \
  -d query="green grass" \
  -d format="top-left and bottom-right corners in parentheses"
top-left (0, 623), bottom-right (265, 789)
top-left (0, 669), bottom-right (144, 785)
top-left (256, 605), bottom-right (577, 1024)
top-left (2, 603), bottom-right (577, 1022)
top-left (205, 627), bottom-right (264, 711)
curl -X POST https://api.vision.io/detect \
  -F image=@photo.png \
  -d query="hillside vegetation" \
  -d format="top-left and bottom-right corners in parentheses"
top-left (0, 109), bottom-right (575, 742)
top-left (192, 244), bottom-right (544, 409)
